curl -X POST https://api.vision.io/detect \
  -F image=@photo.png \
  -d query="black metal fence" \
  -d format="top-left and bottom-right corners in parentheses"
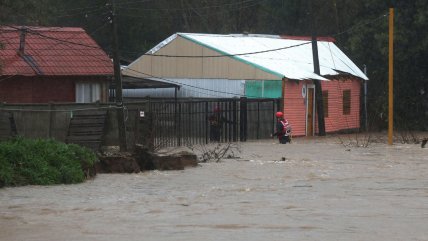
top-left (134, 98), bottom-right (281, 148)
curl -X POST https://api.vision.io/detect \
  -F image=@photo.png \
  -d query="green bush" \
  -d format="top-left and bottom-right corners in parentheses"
top-left (0, 137), bottom-right (97, 187)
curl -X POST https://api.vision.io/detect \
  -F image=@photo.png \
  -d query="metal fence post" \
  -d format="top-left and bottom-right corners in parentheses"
top-left (205, 101), bottom-right (209, 144)
top-left (178, 102), bottom-right (182, 146)
top-left (233, 99), bottom-right (237, 142)
top-left (240, 97), bottom-right (247, 141)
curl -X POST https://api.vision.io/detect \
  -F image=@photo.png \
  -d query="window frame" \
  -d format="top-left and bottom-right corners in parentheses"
top-left (343, 89), bottom-right (351, 115)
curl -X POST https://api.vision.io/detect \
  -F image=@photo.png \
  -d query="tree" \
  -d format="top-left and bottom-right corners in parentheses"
top-left (1, 0), bottom-right (426, 130)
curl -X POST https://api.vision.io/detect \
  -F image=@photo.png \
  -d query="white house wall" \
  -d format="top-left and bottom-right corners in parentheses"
top-left (123, 78), bottom-right (245, 98)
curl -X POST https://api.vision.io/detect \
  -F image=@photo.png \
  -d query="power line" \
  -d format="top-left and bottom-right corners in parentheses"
top-left (55, 3), bottom-right (106, 13)
top-left (4, 25), bottom-right (101, 49)
top-left (53, 9), bottom-right (108, 18)
top-left (0, 24), bottom-right (113, 79)
top-left (118, 2), bottom-right (261, 20)
top-left (4, 25), bottom-right (313, 60)
top-left (116, 0), bottom-right (263, 11)
top-left (115, 40), bottom-right (311, 59)
top-left (114, 0), bottom-right (155, 6)
top-left (332, 12), bottom-right (388, 37)
top-left (143, 41), bottom-right (311, 58)
top-left (1, 24), bottom-right (112, 62)
top-left (125, 67), bottom-right (364, 100)
top-left (1, 25), bottom-right (113, 66)
top-left (3, 11), bottom-right (388, 61)
top-left (125, 68), bottom-right (252, 98)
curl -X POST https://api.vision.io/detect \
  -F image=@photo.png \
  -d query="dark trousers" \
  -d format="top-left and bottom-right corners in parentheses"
top-left (210, 125), bottom-right (221, 141)
top-left (279, 135), bottom-right (290, 144)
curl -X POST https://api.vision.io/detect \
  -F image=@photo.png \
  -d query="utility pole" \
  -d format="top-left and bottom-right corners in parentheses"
top-left (110, 0), bottom-right (127, 151)
top-left (388, 7), bottom-right (394, 145)
top-left (363, 64), bottom-right (368, 132)
top-left (309, 1), bottom-right (326, 136)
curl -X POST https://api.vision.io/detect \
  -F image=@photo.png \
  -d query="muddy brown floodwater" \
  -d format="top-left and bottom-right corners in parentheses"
top-left (1, 135), bottom-right (428, 241)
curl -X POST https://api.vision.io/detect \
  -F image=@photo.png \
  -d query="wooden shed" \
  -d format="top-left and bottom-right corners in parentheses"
top-left (0, 26), bottom-right (113, 103)
top-left (122, 33), bottom-right (367, 136)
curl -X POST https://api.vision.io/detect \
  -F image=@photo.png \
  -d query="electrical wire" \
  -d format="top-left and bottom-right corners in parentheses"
top-left (122, 68), bottom-right (360, 101)
top-left (143, 41), bottom-right (311, 58)
top-left (4, 25), bottom-right (315, 60)
top-left (125, 68), bottom-right (253, 98)
top-left (112, 0), bottom-right (155, 7)
top-left (118, 2), bottom-right (261, 20)
top-left (0, 24), bottom-right (113, 88)
top-left (2, 11), bottom-right (388, 61)
top-left (116, 0), bottom-right (264, 11)
top-left (0, 23), bottom-right (113, 70)
top-left (332, 12), bottom-right (388, 37)
top-left (53, 8), bottom-right (108, 18)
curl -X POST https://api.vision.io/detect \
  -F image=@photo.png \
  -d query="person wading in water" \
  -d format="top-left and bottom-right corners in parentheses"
top-left (272, 111), bottom-right (291, 144)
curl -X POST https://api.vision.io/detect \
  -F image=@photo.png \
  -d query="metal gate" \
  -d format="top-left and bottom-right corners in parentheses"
top-left (136, 98), bottom-right (281, 148)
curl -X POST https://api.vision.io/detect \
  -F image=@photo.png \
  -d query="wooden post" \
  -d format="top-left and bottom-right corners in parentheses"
top-left (110, 0), bottom-right (127, 151)
top-left (388, 8), bottom-right (394, 145)
top-left (48, 102), bottom-right (54, 138)
top-left (309, 0), bottom-right (326, 136)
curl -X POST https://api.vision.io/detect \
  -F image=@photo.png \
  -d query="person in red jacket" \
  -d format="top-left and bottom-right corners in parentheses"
top-left (272, 111), bottom-right (291, 144)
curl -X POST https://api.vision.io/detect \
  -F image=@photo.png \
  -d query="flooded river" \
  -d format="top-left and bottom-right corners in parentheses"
top-left (1, 136), bottom-right (428, 241)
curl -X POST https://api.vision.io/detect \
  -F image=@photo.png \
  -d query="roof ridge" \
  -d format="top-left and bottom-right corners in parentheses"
top-left (178, 32), bottom-right (280, 39)
top-left (280, 35), bottom-right (336, 42)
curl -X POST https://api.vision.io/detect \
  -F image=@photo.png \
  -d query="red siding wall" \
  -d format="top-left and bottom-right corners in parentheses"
top-left (0, 77), bottom-right (75, 103)
top-left (319, 79), bottom-right (361, 133)
top-left (283, 80), bottom-right (308, 136)
top-left (282, 78), bottom-right (361, 136)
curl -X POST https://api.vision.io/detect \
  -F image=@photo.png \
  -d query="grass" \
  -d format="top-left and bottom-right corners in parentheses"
top-left (0, 137), bottom-right (97, 187)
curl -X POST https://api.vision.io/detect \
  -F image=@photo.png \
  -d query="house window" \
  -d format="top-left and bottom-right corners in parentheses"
top-left (76, 82), bottom-right (101, 103)
top-left (322, 91), bottom-right (329, 118)
top-left (343, 90), bottom-right (351, 115)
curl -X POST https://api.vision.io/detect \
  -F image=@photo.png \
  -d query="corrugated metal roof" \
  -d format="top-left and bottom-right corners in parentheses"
top-left (0, 26), bottom-right (113, 76)
top-left (143, 33), bottom-right (368, 81)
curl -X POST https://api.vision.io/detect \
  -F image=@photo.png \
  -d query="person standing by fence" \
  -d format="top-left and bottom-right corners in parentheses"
top-left (208, 105), bottom-right (236, 142)
top-left (208, 106), bottom-right (224, 141)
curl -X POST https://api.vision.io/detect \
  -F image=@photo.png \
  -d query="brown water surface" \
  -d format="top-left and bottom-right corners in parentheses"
top-left (1, 136), bottom-right (427, 241)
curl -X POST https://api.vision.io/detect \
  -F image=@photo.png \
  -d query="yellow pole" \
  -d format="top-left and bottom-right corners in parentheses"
top-left (388, 8), bottom-right (394, 145)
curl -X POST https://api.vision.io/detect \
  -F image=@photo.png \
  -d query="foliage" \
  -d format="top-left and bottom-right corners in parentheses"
top-left (0, 137), bottom-right (97, 187)
top-left (0, 0), bottom-right (427, 130)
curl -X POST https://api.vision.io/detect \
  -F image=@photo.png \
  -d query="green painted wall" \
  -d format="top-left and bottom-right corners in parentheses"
top-left (245, 80), bottom-right (282, 98)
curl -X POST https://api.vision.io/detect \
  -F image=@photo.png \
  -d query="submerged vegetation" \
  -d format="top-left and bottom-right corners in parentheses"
top-left (0, 137), bottom-right (97, 187)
